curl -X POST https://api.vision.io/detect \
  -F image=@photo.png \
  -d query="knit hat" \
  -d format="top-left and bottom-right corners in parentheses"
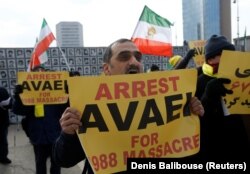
top-left (205, 35), bottom-right (235, 60)
top-left (169, 55), bottom-right (182, 67)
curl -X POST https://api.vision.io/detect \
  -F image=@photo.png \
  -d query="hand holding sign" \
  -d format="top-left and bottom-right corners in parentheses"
top-left (60, 107), bottom-right (82, 135)
top-left (185, 49), bottom-right (195, 60)
top-left (190, 96), bottom-right (204, 116)
top-left (17, 71), bottom-right (69, 105)
top-left (204, 78), bottom-right (233, 100)
top-left (14, 84), bottom-right (23, 95)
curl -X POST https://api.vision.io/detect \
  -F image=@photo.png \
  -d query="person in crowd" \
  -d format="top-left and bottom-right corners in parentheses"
top-left (168, 55), bottom-right (182, 69)
top-left (174, 49), bottom-right (195, 69)
top-left (150, 64), bottom-right (160, 71)
top-left (12, 67), bottom-right (69, 174)
top-left (171, 49), bottom-right (203, 76)
top-left (53, 38), bottom-right (205, 173)
top-left (69, 71), bottom-right (80, 77)
top-left (0, 87), bottom-right (12, 164)
top-left (195, 34), bottom-right (249, 160)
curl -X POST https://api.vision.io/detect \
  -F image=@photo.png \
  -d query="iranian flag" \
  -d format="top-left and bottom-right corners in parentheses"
top-left (131, 5), bottom-right (173, 57)
top-left (28, 18), bottom-right (55, 71)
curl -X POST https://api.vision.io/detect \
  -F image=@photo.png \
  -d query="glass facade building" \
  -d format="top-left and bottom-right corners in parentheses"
top-left (182, 0), bottom-right (203, 41)
top-left (182, 0), bottom-right (232, 42)
top-left (203, 0), bottom-right (220, 39)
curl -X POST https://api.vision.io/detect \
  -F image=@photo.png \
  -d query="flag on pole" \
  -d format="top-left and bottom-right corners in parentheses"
top-left (28, 18), bottom-right (55, 71)
top-left (27, 37), bottom-right (38, 71)
top-left (131, 5), bottom-right (173, 57)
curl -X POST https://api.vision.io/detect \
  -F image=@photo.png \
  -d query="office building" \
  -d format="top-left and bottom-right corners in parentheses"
top-left (56, 22), bottom-right (84, 47)
top-left (182, 0), bottom-right (232, 42)
top-left (233, 35), bottom-right (250, 51)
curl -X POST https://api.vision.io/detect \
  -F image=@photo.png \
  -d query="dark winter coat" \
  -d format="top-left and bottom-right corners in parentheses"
top-left (53, 132), bottom-right (127, 174)
top-left (0, 87), bottom-right (12, 128)
top-left (12, 94), bottom-right (68, 145)
top-left (195, 74), bottom-right (249, 160)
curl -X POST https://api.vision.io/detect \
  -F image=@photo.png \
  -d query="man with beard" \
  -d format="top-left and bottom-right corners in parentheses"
top-left (53, 38), bottom-right (204, 174)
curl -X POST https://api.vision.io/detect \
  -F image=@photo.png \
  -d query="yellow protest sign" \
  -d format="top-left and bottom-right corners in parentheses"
top-left (17, 71), bottom-right (69, 105)
top-left (218, 50), bottom-right (250, 114)
top-left (68, 69), bottom-right (200, 174)
top-left (189, 40), bottom-right (206, 67)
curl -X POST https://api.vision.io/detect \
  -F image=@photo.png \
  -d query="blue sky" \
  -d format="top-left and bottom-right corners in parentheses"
top-left (0, 0), bottom-right (249, 47)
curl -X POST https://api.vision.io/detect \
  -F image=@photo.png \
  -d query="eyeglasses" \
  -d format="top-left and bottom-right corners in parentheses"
top-left (116, 51), bottom-right (142, 62)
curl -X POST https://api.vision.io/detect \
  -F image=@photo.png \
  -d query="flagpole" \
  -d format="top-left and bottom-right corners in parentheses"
top-left (233, 0), bottom-right (240, 46)
top-left (244, 27), bottom-right (247, 51)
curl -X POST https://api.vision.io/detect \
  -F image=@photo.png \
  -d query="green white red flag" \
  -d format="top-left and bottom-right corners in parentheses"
top-left (131, 5), bottom-right (173, 57)
top-left (28, 18), bottom-right (55, 71)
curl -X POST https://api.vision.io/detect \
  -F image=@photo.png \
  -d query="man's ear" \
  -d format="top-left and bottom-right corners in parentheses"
top-left (102, 63), bottom-right (110, 75)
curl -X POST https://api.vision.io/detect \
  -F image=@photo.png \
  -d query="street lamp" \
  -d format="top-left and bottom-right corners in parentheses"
top-left (233, 0), bottom-right (240, 45)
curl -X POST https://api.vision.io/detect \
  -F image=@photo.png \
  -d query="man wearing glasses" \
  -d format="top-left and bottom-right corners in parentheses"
top-left (53, 38), bottom-right (204, 174)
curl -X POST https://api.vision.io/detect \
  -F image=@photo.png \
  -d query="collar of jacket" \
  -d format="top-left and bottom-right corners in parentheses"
top-left (202, 63), bottom-right (218, 77)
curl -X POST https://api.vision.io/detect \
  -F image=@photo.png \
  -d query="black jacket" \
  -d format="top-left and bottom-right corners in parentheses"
top-left (53, 132), bottom-right (93, 174)
top-left (195, 74), bottom-right (249, 160)
top-left (0, 87), bottom-right (12, 127)
top-left (53, 132), bottom-right (127, 174)
top-left (12, 93), bottom-right (68, 145)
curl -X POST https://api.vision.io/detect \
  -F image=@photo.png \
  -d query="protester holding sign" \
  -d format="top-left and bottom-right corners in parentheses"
top-left (13, 85), bottom-right (67, 174)
top-left (195, 35), bottom-right (249, 160)
top-left (173, 49), bottom-right (195, 69)
top-left (53, 38), bottom-right (204, 174)
top-left (12, 68), bottom-right (71, 174)
top-left (172, 48), bottom-right (204, 76)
